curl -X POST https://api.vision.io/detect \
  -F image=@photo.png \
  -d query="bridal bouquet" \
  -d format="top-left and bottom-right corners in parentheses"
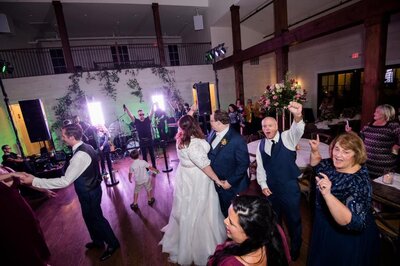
top-left (259, 73), bottom-right (306, 111)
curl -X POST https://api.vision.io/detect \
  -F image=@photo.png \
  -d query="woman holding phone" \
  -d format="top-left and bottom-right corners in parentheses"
top-left (307, 132), bottom-right (380, 266)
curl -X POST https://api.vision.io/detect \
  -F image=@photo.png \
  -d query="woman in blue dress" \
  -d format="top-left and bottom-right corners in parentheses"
top-left (307, 132), bottom-right (380, 266)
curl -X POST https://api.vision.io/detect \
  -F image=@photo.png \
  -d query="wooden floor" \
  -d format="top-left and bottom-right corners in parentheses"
top-left (32, 143), bottom-right (391, 266)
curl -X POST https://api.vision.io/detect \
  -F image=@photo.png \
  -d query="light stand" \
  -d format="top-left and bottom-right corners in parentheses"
top-left (0, 75), bottom-right (25, 157)
top-left (161, 140), bottom-right (172, 173)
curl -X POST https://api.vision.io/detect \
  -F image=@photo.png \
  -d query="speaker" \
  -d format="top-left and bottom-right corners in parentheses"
top-left (0, 13), bottom-right (11, 33)
top-left (193, 15), bottom-right (204, 30)
top-left (195, 82), bottom-right (211, 115)
top-left (19, 99), bottom-right (51, 142)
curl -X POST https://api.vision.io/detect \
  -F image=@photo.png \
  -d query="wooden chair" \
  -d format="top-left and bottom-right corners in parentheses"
top-left (373, 210), bottom-right (400, 254)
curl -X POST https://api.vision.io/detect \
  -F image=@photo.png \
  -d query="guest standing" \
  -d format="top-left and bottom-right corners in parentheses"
top-left (347, 104), bottom-right (400, 179)
top-left (307, 132), bottom-right (380, 266)
top-left (208, 195), bottom-right (290, 266)
top-left (20, 124), bottom-right (120, 261)
top-left (124, 104), bottom-right (157, 167)
top-left (256, 101), bottom-right (304, 261)
top-left (160, 115), bottom-right (226, 265)
top-left (228, 104), bottom-right (243, 133)
top-left (208, 109), bottom-right (250, 217)
top-left (97, 125), bottom-right (113, 178)
top-left (0, 168), bottom-right (55, 266)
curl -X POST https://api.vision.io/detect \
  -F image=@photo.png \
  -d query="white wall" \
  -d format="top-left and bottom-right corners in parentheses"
top-left (1, 65), bottom-right (215, 148)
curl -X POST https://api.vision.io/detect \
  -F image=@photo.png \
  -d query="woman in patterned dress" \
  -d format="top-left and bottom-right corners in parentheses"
top-left (347, 104), bottom-right (400, 179)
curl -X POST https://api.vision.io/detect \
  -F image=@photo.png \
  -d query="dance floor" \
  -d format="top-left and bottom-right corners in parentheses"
top-left (32, 143), bottom-right (393, 266)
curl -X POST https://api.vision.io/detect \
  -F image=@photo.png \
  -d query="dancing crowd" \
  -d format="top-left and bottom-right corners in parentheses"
top-left (2, 101), bottom-right (399, 266)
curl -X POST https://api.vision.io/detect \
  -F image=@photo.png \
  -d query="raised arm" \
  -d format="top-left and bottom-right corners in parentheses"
top-left (187, 103), bottom-right (197, 117)
top-left (309, 134), bottom-right (322, 166)
top-left (123, 104), bottom-right (135, 122)
top-left (148, 103), bottom-right (155, 119)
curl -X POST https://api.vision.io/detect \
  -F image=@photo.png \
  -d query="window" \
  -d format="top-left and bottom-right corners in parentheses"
top-left (111, 46), bottom-right (129, 67)
top-left (318, 69), bottom-right (363, 117)
top-left (50, 48), bottom-right (67, 74)
top-left (168, 45), bottom-right (180, 66)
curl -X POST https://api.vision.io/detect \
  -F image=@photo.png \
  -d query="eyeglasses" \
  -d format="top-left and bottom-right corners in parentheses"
top-left (138, 113), bottom-right (145, 117)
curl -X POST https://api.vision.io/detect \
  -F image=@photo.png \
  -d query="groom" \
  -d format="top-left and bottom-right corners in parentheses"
top-left (208, 110), bottom-right (250, 217)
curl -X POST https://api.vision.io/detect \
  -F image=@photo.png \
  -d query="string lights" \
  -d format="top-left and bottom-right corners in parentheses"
top-left (205, 43), bottom-right (226, 62)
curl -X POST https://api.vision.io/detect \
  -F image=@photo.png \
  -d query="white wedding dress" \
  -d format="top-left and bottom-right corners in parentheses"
top-left (160, 138), bottom-right (226, 265)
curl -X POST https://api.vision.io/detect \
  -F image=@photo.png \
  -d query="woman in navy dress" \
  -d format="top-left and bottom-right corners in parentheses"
top-left (307, 132), bottom-right (380, 266)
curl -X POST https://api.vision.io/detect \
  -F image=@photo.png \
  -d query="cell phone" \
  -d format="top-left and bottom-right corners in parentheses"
top-left (345, 120), bottom-right (349, 127)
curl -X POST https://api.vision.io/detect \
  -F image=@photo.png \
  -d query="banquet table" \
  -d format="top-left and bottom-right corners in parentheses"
top-left (247, 138), bottom-right (330, 170)
top-left (372, 173), bottom-right (400, 210)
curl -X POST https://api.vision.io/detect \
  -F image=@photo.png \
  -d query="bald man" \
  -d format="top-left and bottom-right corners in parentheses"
top-left (256, 101), bottom-right (305, 261)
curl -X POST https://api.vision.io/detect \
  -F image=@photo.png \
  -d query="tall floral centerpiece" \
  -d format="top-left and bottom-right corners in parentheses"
top-left (259, 73), bottom-right (307, 129)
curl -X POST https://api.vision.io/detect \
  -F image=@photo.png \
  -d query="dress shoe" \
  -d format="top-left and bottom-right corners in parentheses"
top-left (148, 197), bottom-right (155, 206)
top-left (85, 242), bottom-right (104, 249)
top-left (100, 245), bottom-right (120, 261)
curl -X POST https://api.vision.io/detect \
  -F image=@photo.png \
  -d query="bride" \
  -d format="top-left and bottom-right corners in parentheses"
top-left (160, 114), bottom-right (226, 265)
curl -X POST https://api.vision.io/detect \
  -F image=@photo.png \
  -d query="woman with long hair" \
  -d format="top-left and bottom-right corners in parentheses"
top-left (160, 115), bottom-right (226, 265)
top-left (208, 195), bottom-right (290, 266)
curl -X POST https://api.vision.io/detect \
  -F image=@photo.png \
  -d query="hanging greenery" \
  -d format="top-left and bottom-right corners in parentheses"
top-left (95, 69), bottom-right (121, 100)
top-left (127, 78), bottom-right (144, 102)
top-left (151, 67), bottom-right (183, 104)
top-left (51, 72), bottom-right (87, 131)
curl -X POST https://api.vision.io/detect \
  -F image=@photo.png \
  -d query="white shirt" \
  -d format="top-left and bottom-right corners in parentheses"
top-left (256, 120), bottom-right (305, 190)
top-left (211, 126), bottom-right (230, 149)
top-left (33, 141), bottom-right (92, 189)
top-left (129, 159), bottom-right (150, 184)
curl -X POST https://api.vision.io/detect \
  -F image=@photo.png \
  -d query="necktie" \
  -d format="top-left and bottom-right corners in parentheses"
top-left (209, 132), bottom-right (217, 144)
top-left (271, 140), bottom-right (276, 155)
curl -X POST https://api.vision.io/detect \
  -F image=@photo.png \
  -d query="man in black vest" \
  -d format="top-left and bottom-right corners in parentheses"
top-left (256, 101), bottom-right (304, 261)
top-left (20, 124), bottom-right (120, 261)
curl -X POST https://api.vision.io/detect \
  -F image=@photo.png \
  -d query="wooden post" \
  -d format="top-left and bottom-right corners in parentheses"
top-left (53, 0), bottom-right (75, 73)
top-left (152, 3), bottom-right (166, 66)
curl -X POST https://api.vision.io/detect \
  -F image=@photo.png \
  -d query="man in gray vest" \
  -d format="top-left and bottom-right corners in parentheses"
top-left (20, 124), bottom-right (120, 261)
top-left (256, 101), bottom-right (304, 261)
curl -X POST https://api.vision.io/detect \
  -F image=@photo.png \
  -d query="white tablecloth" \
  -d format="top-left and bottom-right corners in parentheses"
top-left (247, 138), bottom-right (330, 169)
top-left (373, 173), bottom-right (400, 190)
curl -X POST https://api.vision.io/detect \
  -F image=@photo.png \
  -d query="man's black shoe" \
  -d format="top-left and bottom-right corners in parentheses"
top-left (85, 242), bottom-right (104, 249)
top-left (99, 245), bottom-right (120, 261)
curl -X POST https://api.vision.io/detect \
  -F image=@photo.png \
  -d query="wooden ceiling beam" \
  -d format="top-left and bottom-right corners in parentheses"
top-left (214, 0), bottom-right (400, 70)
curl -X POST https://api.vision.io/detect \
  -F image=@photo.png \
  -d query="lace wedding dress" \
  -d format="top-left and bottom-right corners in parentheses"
top-left (160, 138), bottom-right (226, 265)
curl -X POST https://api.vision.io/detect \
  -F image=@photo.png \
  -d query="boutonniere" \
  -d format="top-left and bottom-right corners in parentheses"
top-left (220, 138), bottom-right (228, 146)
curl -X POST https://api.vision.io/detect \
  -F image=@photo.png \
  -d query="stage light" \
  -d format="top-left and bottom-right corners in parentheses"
top-left (152, 95), bottom-right (165, 111)
top-left (87, 102), bottom-right (105, 126)
top-left (0, 60), bottom-right (13, 74)
top-left (213, 49), bottom-right (219, 57)
top-left (204, 44), bottom-right (226, 62)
